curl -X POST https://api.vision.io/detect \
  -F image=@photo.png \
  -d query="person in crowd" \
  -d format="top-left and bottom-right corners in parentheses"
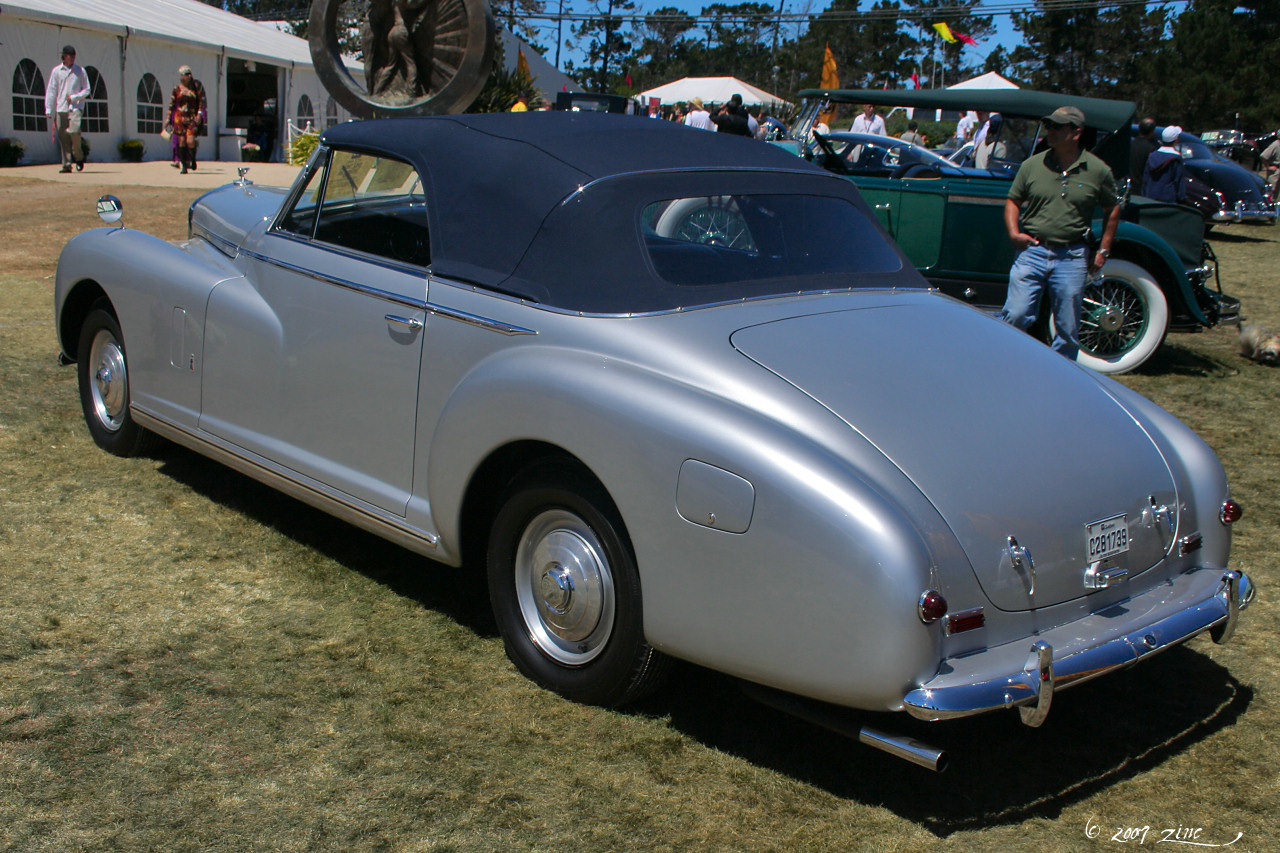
top-left (1142, 125), bottom-right (1187, 204)
top-left (851, 103), bottom-right (886, 136)
top-left (711, 94), bottom-right (753, 136)
top-left (954, 110), bottom-right (977, 147)
top-left (1130, 117), bottom-right (1158, 185)
top-left (899, 120), bottom-right (926, 147)
top-left (683, 97), bottom-right (714, 131)
top-left (973, 113), bottom-right (1005, 168)
top-left (1002, 105), bottom-right (1120, 362)
top-left (169, 64), bottom-right (207, 174)
top-left (745, 104), bottom-right (760, 138)
top-left (1259, 132), bottom-right (1280, 196)
top-left (44, 45), bottom-right (89, 173)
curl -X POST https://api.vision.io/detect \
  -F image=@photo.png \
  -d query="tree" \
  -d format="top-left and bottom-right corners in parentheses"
top-left (902, 0), bottom-right (995, 87)
top-left (803, 0), bottom-right (916, 91)
top-left (568, 0), bottom-right (636, 92)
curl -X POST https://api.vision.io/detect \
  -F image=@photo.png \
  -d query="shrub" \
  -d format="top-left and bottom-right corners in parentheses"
top-left (119, 139), bottom-right (145, 162)
top-left (0, 138), bottom-right (24, 167)
top-left (288, 131), bottom-right (319, 166)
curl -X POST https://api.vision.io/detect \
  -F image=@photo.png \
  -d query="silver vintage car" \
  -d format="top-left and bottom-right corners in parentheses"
top-left (55, 113), bottom-right (1253, 770)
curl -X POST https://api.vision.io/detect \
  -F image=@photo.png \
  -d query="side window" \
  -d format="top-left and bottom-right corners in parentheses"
top-left (276, 150), bottom-right (329, 238)
top-left (12, 59), bottom-right (48, 132)
top-left (136, 72), bottom-right (163, 134)
top-left (301, 149), bottom-right (429, 267)
top-left (82, 66), bottom-right (109, 133)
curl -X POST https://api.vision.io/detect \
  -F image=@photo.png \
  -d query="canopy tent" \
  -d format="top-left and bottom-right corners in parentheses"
top-left (637, 76), bottom-right (786, 107)
top-left (946, 71), bottom-right (1019, 90)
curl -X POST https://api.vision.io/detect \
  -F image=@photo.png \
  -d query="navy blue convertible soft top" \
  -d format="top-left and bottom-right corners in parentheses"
top-left (319, 113), bottom-right (917, 312)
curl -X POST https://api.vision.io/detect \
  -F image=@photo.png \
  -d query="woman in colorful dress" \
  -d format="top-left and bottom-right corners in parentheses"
top-left (169, 65), bottom-right (207, 174)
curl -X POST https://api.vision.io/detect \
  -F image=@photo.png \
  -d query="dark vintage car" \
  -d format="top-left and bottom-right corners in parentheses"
top-left (1199, 128), bottom-right (1259, 171)
top-left (1151, 127), bottom-right (1277, 226)
top-left (55, 113), bottom-right (1254, 770)
top-left (789, 87), bottom-right (1241, 374)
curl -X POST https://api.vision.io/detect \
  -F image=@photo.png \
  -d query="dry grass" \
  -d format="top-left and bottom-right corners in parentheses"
top-left (1, 174), bottom-right (1278, 852)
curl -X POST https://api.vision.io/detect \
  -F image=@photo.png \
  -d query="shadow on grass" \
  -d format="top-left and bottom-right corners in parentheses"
top-left (1128, 338), bottom-right (1239, 378)
top-left (147, 442), bottom-right (498, 638)
top-left (1208, 229), bottom-right (1278, 245)
top-left (147, 441), bottom-right (1254, 837)
top-left (637, 648), bottom-right (1251, 837)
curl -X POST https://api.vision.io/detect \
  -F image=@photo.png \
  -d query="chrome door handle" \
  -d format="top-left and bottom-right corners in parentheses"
top-left (874, 203), bottom-right (892, 210)
top-left (385, 314), bottom-right (423, 330)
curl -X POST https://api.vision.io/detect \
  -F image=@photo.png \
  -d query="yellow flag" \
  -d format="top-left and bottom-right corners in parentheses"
top-left (817, 44), bottom-right (839, 127)
top-left (933, 22), bottom-right (957, 43)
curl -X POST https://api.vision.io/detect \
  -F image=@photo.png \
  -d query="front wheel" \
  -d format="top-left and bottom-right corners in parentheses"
top-left (76, 307), bottom-right (152, 456)
top-left (1063, 259), bottom-right (1169, 374)
top-left (487, 460), bottom-right (668, 707)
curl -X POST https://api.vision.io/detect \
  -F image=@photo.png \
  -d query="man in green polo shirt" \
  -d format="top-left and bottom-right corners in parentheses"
top-left (1002, 105), bottom-right (1121, 361)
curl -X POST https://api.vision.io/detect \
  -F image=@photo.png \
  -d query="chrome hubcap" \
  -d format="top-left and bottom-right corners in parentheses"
top-left (515, 509), bottom-right (615, 665)
top-left (88, 329), bottom-right (127, 433)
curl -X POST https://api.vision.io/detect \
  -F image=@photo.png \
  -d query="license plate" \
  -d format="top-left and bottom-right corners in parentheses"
top-left (1086, 514), bottom-right (1130, 561)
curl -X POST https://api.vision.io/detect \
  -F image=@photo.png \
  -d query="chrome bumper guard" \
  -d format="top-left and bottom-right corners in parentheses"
top-left (1211, 202), bottom-right (1279, 224)
top-left (903, 569), bottom-right (1254, 727)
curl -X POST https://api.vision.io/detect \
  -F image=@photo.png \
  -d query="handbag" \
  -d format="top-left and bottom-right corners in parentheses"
top-left (161, 126), bottom-right (172, 141)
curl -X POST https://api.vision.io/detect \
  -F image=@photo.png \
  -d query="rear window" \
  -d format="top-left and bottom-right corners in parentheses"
top-left (640, 194), bottom-right (901, 288)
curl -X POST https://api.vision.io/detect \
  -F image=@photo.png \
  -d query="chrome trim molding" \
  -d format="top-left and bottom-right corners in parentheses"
top-left (131, 407), bottom-right (441, 556)
top-left (948, 194), bottom-right (1005, 206)
top-left (903, 568), bottom-right (1254, 724)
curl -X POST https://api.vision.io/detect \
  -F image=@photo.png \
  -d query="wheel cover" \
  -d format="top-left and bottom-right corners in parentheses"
top-left (88, 328), bottom-right (128, 433)
top-left (1079, 275), bottom-right (1149, 358)
top-left (514, 509), bottom-right (615, 665)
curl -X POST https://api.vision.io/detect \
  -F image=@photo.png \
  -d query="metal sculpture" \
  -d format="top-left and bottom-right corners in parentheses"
top-left (309, 0), bottom-right (495, 118)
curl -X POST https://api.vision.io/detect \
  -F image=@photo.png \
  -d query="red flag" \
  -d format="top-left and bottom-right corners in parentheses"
top-left (911, 71), bottom-right (920, 89)
top-left (954, 30), bottom-right (979, 46)
top-left (626, 74), bottom-right (633, 88)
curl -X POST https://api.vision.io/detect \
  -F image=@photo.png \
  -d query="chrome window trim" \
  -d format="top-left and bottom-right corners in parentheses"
top-left (236, 237), bottom-right (537, 337)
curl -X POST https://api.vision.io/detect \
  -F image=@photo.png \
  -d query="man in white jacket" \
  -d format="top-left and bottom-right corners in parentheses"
top-left (44, 45), bottom-right (90, 172)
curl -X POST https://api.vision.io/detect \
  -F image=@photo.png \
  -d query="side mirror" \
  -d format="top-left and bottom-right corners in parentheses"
top-left (96, 195), bottom-right (123, 225)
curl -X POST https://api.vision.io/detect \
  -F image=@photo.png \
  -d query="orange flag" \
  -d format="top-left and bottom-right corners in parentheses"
top-left (516, 48), bottom-right (531, 82)
top-left (817, 44), bottom-right (839, 127)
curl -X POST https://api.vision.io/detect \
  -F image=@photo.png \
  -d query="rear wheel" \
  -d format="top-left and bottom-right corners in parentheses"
top-left (487, 460), bottom-right (668, 707)
top-left (76, 307), bottom-right (152, 456)
top-left (1064, 259), bottom-right (1169, 374)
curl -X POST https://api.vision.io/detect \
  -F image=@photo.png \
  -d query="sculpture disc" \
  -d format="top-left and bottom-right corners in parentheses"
top-left (309, 0), bottom-right (495, 118)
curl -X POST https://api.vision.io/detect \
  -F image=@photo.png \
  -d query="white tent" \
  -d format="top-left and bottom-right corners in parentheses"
top-left (946, 71), bottom-right (1019, 90)
top-left (637, 76), bottom-right (785, 107)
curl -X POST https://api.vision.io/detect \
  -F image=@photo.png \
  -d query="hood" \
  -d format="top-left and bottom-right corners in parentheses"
top-left (731, 299), bottom-right (1180, 612)
top-left (189, 183), bottom-right (289, 252)
top-left (1147, 150), bottom-right (1180, 174)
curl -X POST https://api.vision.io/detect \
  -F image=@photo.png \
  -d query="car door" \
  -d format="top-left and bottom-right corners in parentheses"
top-left (200, 148), bottom-right (429, 516)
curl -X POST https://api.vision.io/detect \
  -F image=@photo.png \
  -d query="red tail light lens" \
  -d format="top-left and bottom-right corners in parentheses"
top-left (1221, 499), bottom-right (1243, 525)
top-left (918, 590), bottom-right (947, 624)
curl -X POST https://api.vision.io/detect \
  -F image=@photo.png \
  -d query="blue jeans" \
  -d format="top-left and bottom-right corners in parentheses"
top-left (1001, 243), bottom-right (1088, 360)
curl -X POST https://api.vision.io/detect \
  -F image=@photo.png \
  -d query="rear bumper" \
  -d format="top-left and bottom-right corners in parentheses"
top-left (903, 568), bottom-right (1253, 725)
top-left (1211, 202), bottom-right (1278, 224)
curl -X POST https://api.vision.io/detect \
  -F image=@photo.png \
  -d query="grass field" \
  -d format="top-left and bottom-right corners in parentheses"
top-left (1, 175), bottom-right (1277, 852)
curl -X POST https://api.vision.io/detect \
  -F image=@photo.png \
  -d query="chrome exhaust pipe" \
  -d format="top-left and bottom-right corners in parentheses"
top-left (741, 683), bottom-right (949, 772)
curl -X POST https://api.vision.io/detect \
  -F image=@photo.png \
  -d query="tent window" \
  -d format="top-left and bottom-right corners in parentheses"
top-left (137, 72), bottom-right (163, 134)
top-left (12, 59), bottom-right (47, 133)
top-left (82, 66), bottom-right (109, 133)
top-left (297, 94), bottom-right (313, 131)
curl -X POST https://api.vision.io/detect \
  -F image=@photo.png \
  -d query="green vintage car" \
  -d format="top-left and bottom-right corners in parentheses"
top-left (788, 88), bottom-right (1239, 374)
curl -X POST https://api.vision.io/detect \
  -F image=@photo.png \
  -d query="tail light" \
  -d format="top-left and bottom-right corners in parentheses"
top-left (1221, 499), bottom-right (1243, 525)
top-left (918, 590), bottom-right (947, 624)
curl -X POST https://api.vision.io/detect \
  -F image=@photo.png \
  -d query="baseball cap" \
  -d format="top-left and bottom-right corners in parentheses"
top-left (1042, 106), bottom-right (1086, 127)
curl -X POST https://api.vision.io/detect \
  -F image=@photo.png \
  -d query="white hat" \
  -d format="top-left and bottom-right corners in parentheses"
top-left (1161, 125), bottom-right (1182, 144)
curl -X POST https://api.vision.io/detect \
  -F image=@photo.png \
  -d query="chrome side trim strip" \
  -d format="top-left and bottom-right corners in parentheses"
top-left (132, 407), bottom-right (442, 556)
top-left (947, 194), bottom-right (1005, 206)
top-left (225, 238), bottom-right (537, 336)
